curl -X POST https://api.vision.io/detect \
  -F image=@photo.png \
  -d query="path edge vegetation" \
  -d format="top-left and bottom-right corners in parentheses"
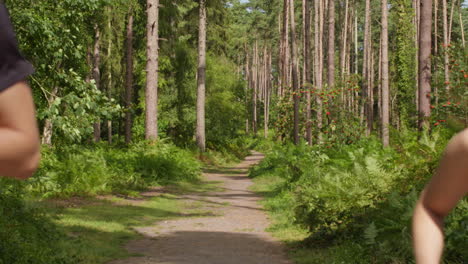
top-left (249, 130), bottom-right (467, 264)
top-left (0, 140), bottom-right (253, 264)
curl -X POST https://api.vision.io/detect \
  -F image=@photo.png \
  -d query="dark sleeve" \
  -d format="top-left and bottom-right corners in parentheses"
top-left (0, 4), bottom-right (34, 92)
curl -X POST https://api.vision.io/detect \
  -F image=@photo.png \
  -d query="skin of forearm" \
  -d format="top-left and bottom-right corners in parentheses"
top-left (413, 192), bottom-right (445, 264)
top-left (0, 127), bottom-right (40, 179)
top-left (0, 82), bottom-right (40, 179)
top-left (412, 129), bottom-right (468, 264)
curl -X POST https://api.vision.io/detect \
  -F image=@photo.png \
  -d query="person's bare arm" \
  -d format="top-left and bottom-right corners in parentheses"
top-left (0, 81), bottom-right (40, 179)
top-left (412, 129), bottom-right (468, 264)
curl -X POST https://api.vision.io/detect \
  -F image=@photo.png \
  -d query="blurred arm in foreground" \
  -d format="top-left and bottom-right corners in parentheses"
top-left (0, 3), bottom-right (40, 179)
top-left (412, 129), bottom-right (468, 264)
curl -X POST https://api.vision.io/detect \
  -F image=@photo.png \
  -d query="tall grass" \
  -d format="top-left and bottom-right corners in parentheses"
top-left (29, 142), bottom-right (201, 198)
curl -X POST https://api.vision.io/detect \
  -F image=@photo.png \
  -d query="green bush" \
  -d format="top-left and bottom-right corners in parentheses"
top-left (250, 128), bottom-right (466, 263)
top-left (0, 182), bottom-right (81, 264)
top-left (29, 142), bottom-right (201, 198)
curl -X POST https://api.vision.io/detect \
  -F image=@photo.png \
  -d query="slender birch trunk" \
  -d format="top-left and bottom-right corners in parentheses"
top-left (448, 0), bottom-right (457, 43)
top-left (145, 0), bottom-right (159, 141)
top-left (196, 0), bottom-right (207, 151)
top-left (460, 11), bottom-right (466, 47)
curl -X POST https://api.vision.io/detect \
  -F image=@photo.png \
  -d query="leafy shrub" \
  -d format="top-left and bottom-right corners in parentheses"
top-left (29, 142), bottom-right (201, 198)
top-left (250, 128), bottom-right (466, 263)
top-left (0, 181), bottom-right (81, 264)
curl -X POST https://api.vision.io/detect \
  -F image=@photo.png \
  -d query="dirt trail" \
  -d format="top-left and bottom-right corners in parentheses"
top-left (108, 152), bottom-right (292, 264)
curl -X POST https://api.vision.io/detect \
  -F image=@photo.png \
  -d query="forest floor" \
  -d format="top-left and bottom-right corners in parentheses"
top-left (107, 151), bottom-right (292, 264)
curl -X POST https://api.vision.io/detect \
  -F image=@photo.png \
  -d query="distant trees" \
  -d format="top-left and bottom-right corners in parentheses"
top-left (6, 0), bottom-right (466, 149)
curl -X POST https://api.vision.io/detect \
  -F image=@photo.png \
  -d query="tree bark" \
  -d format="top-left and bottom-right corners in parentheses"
top-left (314, 0), bottom-right (323, 143)
top-left (434, 0), bottom-right (438, 55)
top-left (419, 0), bottom-right (432, 130)
top-left (290, 0), bottom-right (300, 144)
top-left (303, 0), bottom-right (312, 145)
top-left (442, 0), bottom-right (450, 90)
top-left (281, 0), bottom-right (290, 96)
top-left (264, 49), bottom-right (270, 138)
top-left (42, 86), bottom-right (59, 146)
top-left (253, 41), bottom-right (258, 135)
top-left (362, 0), bottom-right (372, 135)
top-left (354, 12), bottom-right (358, 75)
top-left (107, 14), bottom-right (113, 144)
top-left (341, 0), bottom-right (349, 80)
top-left (381, 0), bottom-right (390, 147)
top-left (196, 0), bottom-right (207, 151)
top-left (125, 12), bottom-right (134, 144)
top-left (460, 10), bottom-right (466, 47)
top-left (327, 0), bottom-right (335, 88)
top-left (448, 0), bottom-right (457, 43)
top-left (145, 0), bottom-right (159, 141)
top-left (93, 24), bottom-right (101, 143)
top-left (415, 0), bottom-right (420, 117)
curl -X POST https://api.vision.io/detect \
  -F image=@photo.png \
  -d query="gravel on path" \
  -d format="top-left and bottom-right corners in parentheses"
top-left (108, 152), bottom-right (292, 264)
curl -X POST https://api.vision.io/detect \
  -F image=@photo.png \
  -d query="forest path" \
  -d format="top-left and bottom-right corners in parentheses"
top-left (108, 151), bottom-right (292, 264)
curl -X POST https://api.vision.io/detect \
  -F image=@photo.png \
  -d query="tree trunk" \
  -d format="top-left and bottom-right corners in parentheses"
top-left (354, 12), bottom-right (358, 75)
top-left (281, 0), bottom-right (290, 96)
top-left (145, 0), bottom-right (159, 141)
top-left (253, 41), bottom-right (258, 135)
top-left (419, 0), bottom-right (432, 130)
top-left (42, 86), bottom-right (59, 146)
top-left (245, 47), bottom-right (250, 134)
top-left (362, 0), bottom-right (372, 135)
top-left (448, 0), bottom-right (457, 43)
top-left (381, 0), bottom-right (390, 147)
top-left (460, 11), bottom-right (466, 47)
top-left (327, 0), bottom-right (335, 88)
top-left (341, 0), bottom-right (349, 80)
top-left (125, 12), bottom-right (134, 144)
top-left (314, 0), bottom-right (323, 143)
top-left (415, 0), bottom-right (420, 118)
top-left (434, 0), bottom-right (438, 55)
top-left (107, 14), bottom-right (113, 144)
top-left (290, 0), bottom-right (300, 144)
top-left (264, 49), bottom-right (270, 138)
top-left (196, 0), bottom-right (207, 152)
top-left (442, 0), bottom-right (450, 90)
top-left (304, 0), bottom-right (312, 145)
top-left (93, 24), bottom-right (101, 143)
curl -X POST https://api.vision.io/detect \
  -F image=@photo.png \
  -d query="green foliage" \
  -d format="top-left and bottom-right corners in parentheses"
top-left (390, 0), bottom-right (417, 127)
top-left (0, 184), bottom-right (80, 264)
top-left (205, 54), bottom-right (247, 152)
top-left (29, 142), bottom-right (201, 198)
top-left (250, 128), bottom-right (466, 263)
top-left (432, 44), bottom-right (468, 128)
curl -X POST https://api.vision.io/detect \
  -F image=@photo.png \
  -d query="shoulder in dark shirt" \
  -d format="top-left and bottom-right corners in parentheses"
top-left (0, 4), bottom-right (34, 92)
